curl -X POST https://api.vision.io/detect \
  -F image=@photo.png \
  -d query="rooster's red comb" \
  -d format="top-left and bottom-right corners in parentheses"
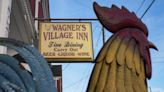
top-left (93, 2), bottom-right (148, 36)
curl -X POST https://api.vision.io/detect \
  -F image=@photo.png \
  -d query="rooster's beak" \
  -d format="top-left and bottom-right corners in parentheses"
top-left (148, 41), bottom-right (158, 51)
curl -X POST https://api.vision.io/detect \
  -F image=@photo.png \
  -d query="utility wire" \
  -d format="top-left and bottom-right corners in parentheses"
top-left (149, 87), bottom-right (152, 92)
top-left (62, 64), bottom-right (70, 71)
top-left (136, 0), bottom-right (146, 13)
top-left (73, 79), bottom-right (82, 92)
top-left (64, 64), bottom-right (93, 90)
top-left (80, 64), bottom-right (93, 92)
top-left (140, 0), bottom-right (155, 19)
top-left (95, 28), bottom-right (102, 47)
top-left (152, 57), bottom-right (164, 58)
top-left (93, 24), bottom-right (102, 48)
top-left (73, 0), bottom-right (91, 9)
top-left (64, 73), bottom-right (90, 89)
top-left (152, 61), bottom-right (164, 64)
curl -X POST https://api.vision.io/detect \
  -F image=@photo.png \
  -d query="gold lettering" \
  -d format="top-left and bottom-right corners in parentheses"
top-left (76, 32), bottom-right (88, 41)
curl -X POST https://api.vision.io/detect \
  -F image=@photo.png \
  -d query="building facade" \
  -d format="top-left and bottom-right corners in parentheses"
top-left (0, 0), bottom-right (12, 53)
top-left (0, 0), bottom-right (49, 54)
top-left (0, 0), bottom-right (62, 91)
top-left (51, 65), bottom-right (63, 92)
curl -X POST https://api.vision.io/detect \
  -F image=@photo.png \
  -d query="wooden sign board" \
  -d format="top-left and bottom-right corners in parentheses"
top-left (39, 22), bottom-right (93, 62)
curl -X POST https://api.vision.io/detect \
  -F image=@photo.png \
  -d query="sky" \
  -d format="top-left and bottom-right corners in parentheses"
top-left (49, 0), bottom-right (164, 92)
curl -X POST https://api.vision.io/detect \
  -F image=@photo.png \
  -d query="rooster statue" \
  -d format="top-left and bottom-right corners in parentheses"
top-left (87, 2), bottom-right (158, 92)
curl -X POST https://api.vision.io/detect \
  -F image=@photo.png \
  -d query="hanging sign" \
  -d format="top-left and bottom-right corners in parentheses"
top-left (39, 22), bottom-right (93, 62)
